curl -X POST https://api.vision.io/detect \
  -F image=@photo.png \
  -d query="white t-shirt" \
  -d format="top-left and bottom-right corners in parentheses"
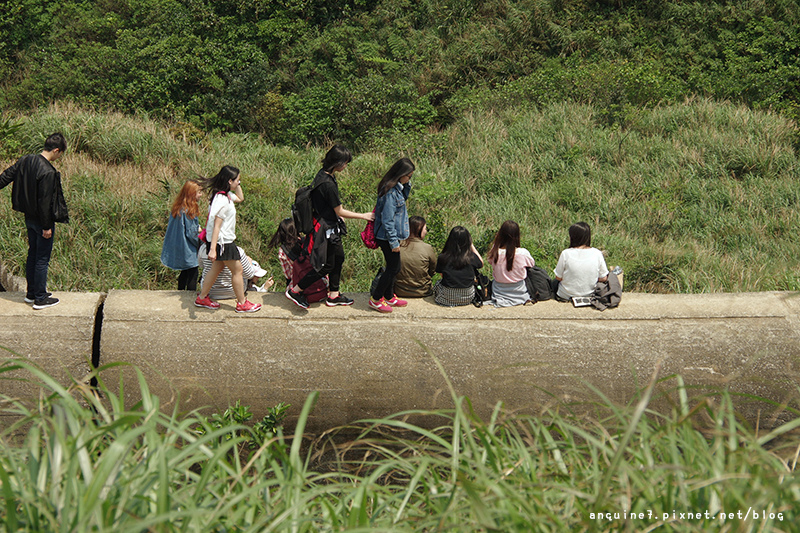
top-left (554, 247), bottom-right (609, 299)
top-left (206, 191), bottom-right (237, 244)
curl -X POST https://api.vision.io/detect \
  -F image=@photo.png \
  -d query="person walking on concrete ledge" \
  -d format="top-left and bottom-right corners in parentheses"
top-left (194, 165), bottom-right (261, 313)
top-left (285, 145), bottom-right (374, 309)
top-left (369, 157), bottom-right (414, 313)
top-left (0, 132), bottom-right (69, 309)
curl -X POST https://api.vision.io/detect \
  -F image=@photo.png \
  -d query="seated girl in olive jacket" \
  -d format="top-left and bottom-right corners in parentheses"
top-left (394, 216), bottom-right (437, 297)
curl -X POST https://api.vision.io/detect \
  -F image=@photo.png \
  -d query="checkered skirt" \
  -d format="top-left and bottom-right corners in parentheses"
top-left (433, 281), bottom-right (475, 307)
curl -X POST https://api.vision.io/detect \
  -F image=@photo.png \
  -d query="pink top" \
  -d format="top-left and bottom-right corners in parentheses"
top-left (491, 248), bottom-right (536, 284)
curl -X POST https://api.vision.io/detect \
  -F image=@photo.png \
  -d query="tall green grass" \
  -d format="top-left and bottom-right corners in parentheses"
top-left (0, 98), bottom-right (797, 293)
top-left (1, 357), bottom-right (798, 531)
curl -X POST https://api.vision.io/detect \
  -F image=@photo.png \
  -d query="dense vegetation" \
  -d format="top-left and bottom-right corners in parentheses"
top-left (1, 1), bottom-right (798, 293)
top-left (1, 0), bottom-right (799, 147)
top-left (0, 100), bottom-right (798, 293)
top-left (1, 358), bottom-right (798, 531)
top-left (2, 4), bottom-right (798, 529)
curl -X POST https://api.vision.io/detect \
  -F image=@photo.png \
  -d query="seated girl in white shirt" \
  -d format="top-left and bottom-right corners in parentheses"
top-left (553, 222), bottom-right (609, 301)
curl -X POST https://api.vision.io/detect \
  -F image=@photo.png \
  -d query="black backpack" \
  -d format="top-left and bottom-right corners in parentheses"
top-left (292, 173), bottom-right (332, 235)
top-left (525, 266), bottom-right (554, 302)
top-left (291, 184), bottom-right (316, 235)
top-left (472, 268), bottom-right (492, 307)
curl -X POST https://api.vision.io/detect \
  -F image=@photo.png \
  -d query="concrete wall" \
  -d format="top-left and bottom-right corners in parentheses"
top-left (94, 290), bottom-right (800, 432)
top-left (0, 292), bottom-right (102, 412)
top-left (2, 288), bottom-right (799, 431)
top-left (0, 261), bottom-right (25, 293)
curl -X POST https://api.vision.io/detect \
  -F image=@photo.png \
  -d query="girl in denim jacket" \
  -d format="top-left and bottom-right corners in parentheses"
top-left (161, 179), bottom-right (202, 291)
top-left (369, 157), bottom-right (414, 313)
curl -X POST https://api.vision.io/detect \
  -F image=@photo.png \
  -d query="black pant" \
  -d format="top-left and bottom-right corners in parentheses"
top-left (178, 267), bottom-right (198, 291)
top-left (298, 238), bottom-right (345, 293)
top-left (25, 218), bottom-right (54, 301)
top-left (371, 239), bottom-right (401, 301)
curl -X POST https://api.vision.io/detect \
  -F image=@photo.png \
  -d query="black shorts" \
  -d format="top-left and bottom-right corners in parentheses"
top-left (206, 241), bottom-right (240, 262)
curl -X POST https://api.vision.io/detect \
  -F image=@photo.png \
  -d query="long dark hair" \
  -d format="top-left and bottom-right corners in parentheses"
top-left (439, 226), bottom-right (474, 270)
top-left (268, 217), bottom-right (299, 249)
top-left (408, 216), bottom-right (426, 239)
top-left (487, 220), bottom-right (521, 272)
top-left (569, 222), bottom-right (592, 248)
top-left (377, 157), bottom-right (414, 197)
top-left (201, 165), bottom-right (239, 202)
top-left (402, 216), bottom-right (426, 248)
top-left (322, 144), bottom-right (352, 173)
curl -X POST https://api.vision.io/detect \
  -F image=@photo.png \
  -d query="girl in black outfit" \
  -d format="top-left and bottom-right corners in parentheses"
top-left (433, 226), bottom-right (484, 307)
top-left (285, 145), bottom-right (374, 309)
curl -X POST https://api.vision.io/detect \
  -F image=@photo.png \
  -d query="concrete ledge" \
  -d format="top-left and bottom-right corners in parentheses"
top-left (98, 290), bottom-right (800, 431)
top-left (0, 292), bottom-right (104, 409)
top-left (0, 262), bottom-right (25, 292)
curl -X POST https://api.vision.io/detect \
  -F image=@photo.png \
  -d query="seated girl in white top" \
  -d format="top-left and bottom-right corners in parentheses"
top-left (554, 222), bottom-right (609, 301)
top-left (487, 220), bottom-right (536, 307)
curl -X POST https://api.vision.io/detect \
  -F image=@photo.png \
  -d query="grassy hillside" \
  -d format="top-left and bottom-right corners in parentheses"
top-left (0, 99), bottom-right (798, 294)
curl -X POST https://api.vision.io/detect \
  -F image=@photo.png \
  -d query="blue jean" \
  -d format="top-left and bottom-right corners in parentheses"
top-left (25, 218), bottom-right (54, 301)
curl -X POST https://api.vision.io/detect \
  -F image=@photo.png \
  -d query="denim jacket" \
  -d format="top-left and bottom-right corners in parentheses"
top-left (374, 182), bottom-right (411, 249)
top-left (161, 211), bottom-right (200, 270)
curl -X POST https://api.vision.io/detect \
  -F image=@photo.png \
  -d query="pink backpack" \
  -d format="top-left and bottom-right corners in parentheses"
top-left (360, 210), bottom-right (378, 249)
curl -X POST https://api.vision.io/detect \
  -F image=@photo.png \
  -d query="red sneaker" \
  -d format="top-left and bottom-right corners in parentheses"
top-left (385, 295), bottom-right (408, 307)
top-left (195, 295), bottom-right (220, 309)
top-left (369, 297), bottom-right (393, 313)
top-left (236, 299), bottom-right (262, 313)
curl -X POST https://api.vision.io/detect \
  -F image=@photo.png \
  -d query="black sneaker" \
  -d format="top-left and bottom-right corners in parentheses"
top-left (33, 297), bottom-right (60, 310)
top-left (25, 292), bottom-right (51, 304)
top-left (285, 288), bottom-right (309, 309)
top-left (326, 294), bottom-right (354, 307)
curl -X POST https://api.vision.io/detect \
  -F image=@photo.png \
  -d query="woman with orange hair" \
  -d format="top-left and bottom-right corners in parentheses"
top-left (161, 179), bottom-right (203, 290)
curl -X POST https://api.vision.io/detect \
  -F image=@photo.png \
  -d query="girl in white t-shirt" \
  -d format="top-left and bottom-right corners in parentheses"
top-left (553, 222), bottom-right (609, 300)
top-left (194, 165), bottom-right (261, 313)
top-left (488, 220), bottom-right (536, 307)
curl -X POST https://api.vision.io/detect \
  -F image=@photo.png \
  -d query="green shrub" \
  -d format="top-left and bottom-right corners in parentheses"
top-left (195, 399), bottom-right (290, 452)
top-left (0, 115), bottom-right (23, 159)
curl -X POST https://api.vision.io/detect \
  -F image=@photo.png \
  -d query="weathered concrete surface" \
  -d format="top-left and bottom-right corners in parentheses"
top-left (0, 261), bottom-right (25, 292)
top-left (99, 290), bottom-right (800, 432)
top-left (0, 291), bottom-right (104, 413)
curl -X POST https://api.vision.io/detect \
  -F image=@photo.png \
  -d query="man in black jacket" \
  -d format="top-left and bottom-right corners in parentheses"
top-left (0, 132), bottom-right (68, 309)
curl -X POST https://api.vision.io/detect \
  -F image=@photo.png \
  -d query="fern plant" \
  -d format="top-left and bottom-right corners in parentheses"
top-left (0, 115), bottom-right (23, 159)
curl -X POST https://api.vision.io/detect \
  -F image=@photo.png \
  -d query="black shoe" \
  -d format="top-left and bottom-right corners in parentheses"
top-left (25, 291), bottom-right (51, 304)
top-left (326, 294), bottom-right (354, 307)
top-left (285, 288), bottom-right (309, 309)
top-left (33, 297), bottom-right (60, 310)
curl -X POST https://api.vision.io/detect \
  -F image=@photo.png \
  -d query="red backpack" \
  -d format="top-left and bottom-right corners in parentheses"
top-left (290, 255), bottom-right (328, 303)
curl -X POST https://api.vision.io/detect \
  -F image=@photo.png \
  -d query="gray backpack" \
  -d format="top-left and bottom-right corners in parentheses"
top-left (525, 266), bottom-right (555, 302)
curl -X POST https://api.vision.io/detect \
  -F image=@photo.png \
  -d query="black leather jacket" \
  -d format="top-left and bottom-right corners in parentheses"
top-left (0, 154), bottom-right (61, 229)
